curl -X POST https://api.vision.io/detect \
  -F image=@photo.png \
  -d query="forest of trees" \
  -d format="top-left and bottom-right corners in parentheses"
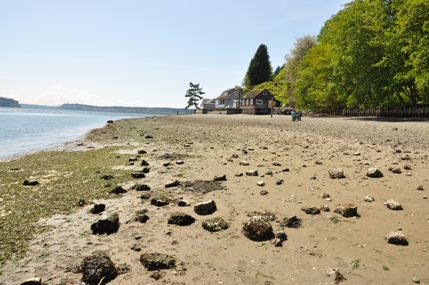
top-left (0, 97), bottom-right (21, 108)
top-left (245, 0), bottom-right (428, 111)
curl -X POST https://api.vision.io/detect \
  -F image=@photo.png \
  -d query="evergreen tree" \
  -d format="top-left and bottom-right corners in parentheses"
top-left (244, 44), bottom-right (273, 89)
top-left (184, 82), bottom-right (205, 109)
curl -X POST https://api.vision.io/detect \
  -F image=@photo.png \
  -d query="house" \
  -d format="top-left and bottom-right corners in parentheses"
top-left (241, 89), bottom-right (274, 115)
top-left (200, 98), bottom-right (215, 110)
top-left (215, 88), bottom-right (241, 109)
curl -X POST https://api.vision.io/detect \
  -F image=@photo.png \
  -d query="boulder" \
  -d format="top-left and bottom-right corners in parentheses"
top-left (89, 204), bottom-right (106, 214)
top-left (141, 159), bottom-right (150, 166)
top-left (150, 196), bottom-right (170, 207)
top-left (301, 206), bottom-right (320, 215)
top-left (242, 216), bottom-right (273, 241)
top-left (91, 212), bottom-right (120, 235)
top-left (168, 212), bottom-right (195, 226)
top-left (80, 252), bottom-right (118, 284)
top-left (385, 231), bottom-right (408, 245)
top-left (194, 200), bottom-right (217, 215)
top-left (328, 168), bottom-right (345, 179)
top-left (140, 253), bottom-right (176, 271)
top-left (110, 186), bottom-right (127, 194)
top-left (334, 203), bottom-right (358, 217)
top-left (202, 217), bottom-right (230, 232)
top-left (385, 199), bottom-right (403, 210)
top-left (366, 168), bottom-right (383, 178)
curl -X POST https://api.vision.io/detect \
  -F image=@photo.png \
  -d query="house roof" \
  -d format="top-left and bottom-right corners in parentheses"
top-left (216, 90), bottom-right (239, 100)
top-left (244, 89), bottom-right (270, 99)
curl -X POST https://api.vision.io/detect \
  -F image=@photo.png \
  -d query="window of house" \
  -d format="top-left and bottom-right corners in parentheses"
top-left (256, 99), bottom-right (263, 105)
top-left (250, 99), bottom-right (253, 105)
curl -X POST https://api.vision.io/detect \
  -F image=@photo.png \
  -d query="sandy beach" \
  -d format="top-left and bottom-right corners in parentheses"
top-left (1, 114), bottom-right (429, 285)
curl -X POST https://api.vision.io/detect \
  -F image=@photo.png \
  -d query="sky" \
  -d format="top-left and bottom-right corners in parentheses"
top-left (0, 0), bottom-right (348, 108)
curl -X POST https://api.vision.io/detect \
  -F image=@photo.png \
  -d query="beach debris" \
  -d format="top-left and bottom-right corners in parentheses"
top-left (89, 204), bottom-right (105, 214)
top-left (194, 200), bottom-right (217, 215)
top-left (366, 167), bottom-right (383, 178)
top-left (326, 268), bottom-right (346, 284)
top-left (91, 212), bottom-right (120, 235)
top-left (242, 215), bottom-right (273, 241)
top-left (79, 251), bottom-right (118, 284)
top-left (165, 180), bottom-right (180, 188)
top-left (20, 277), bottom-right (42, 285)
top-left (301, 206), bottom-right (320, 215)
top-left (280, 216), bottom-right (302, 228)
top-left (150, 196), bottom-right (171, 207)
top-left (127, 209), bottom-right (149, 224)
top-left (140, 253), bottom-right (176, 271)
top-left (334, 203), bottom-right (358, 217)
top-left (213, 174), bottom-right (227, 181)
top-left (385, 199), bottom-right (403, 210)
top-left (271, 228), bottom-right (288, 247)
top-left (328, 168), bottom-right (345, 179)
top-left (168, 211), bottom-right (195, 226)
top-left (23, 179), bottom-right (39, 186)
top-left (202, 217), bottom-right (230, 232)
top-left (110, 185), bottom-right (127, 194)
top-left (385, 231), bottom-right (408, 245)
top-left (246, 169), bottom-right (258, 176)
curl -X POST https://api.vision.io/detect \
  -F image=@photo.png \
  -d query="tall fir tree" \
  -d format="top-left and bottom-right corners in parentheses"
top-left (184, 82), bottom-right (205, 109)
top-left (244, 44), bottom-right (273, 89)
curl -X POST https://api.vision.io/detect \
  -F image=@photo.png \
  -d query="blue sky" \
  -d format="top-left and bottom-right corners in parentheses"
top-left (0, 0), bottom-right (347, 108)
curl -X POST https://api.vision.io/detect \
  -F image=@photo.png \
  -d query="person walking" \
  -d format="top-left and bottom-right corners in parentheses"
top-left (291, 110), bottom-right (296, 122)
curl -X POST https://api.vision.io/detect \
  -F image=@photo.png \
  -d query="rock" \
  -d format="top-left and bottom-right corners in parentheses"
top-left (90, 204), bottom-right (106, 214)
top-left (328, 168), bottom-right (345, 179)
top-left (301, 206), bottom-right (320, 215)
top-left (320, 193), bottom-right (330, 199)
top-left (194, 200), bottom-right (217, 215)
top-left (140, 193), bottom-right (151, 200)
top-left (150, 196), bottom-right (170, 207)
top-left (239, 161), bottom-right (250, 166)
top-left (280, 216), bottom-right (302, 228)
top-left (326, 268), bottom-right (346, 284)
top-left (320, 205), bottom-right (330, 212)
top-left (141, 167), bottom-right (150, 173)
top-left (364, 195), bottom-right (375, 202)
top-left (162, 162), bottom-right (170, 167)
top-left (257, 181), bottom-right (265, 186)
top-left (276, 179), bottom-right (284, 185)
top-left (213, 175), bottom-right (227, 181)
top-left (100, 174), bottom-right (113, 180)
top-left (137, 149), bottom-right (147, 154)
top-left (385, 231), bottom-right (408, 245)
top-left (176, 160), bottom-right (184, 165)
top-left (133, 182), bottom-right (151, 191)
top-left (140, 253), bottom-right (176, 271)
top-left (366, 168), bottom-right (383, 178)
top-left (165, 180), bottom-right (180, 188)
top-left (246, 169), bottom-right (258, 176)
top-left (127, 209), bottom-right (149, 224)
top-left (202, 217), bottom-right (230, 232)
top-left (334, 203), bottom-right (358, 217)
top-left (391, 167), bottom-right (402, 174)
top-left (131, 172), bottom-right (145, 179)
top-left (417, 185), bottom-right (424, 191)
top-left (177, 199), bottom-right (191, 206)
top-left (129, 156), bottom-right (138, 162)
top-left (110, 186), bottom-right (127, 194)
top-left (282, 168), bottom-right (290, 172)
top-left (168, 212), bottom-right (195, 226)
top-left (141, 159), bottom-right (150, 166)
top-left (385, 199), bottom-right (403, 210)
top-left (260, 190), bottom-right (269, 195)
top-left (23, 179), bottom-right (39, 186)
top-left (412, 277), bottom-right (420, 284)
top-left (20, 277), bottom-right (42, 285)
top-left (80, 252), bottom-right (118, 284)
top-left (91, 212), bottom-right (120, 235)
top-left (242, 216), bottom-right (274, 241)
top-left (404, 164), bottom-right (412, 170)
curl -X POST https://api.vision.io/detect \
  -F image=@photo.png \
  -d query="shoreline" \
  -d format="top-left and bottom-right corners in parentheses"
top-left (1, 114), bottom-right (429, 285)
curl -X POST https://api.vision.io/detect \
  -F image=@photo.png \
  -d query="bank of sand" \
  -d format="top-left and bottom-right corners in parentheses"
top-left (1, 114), bottom-right (429, 285)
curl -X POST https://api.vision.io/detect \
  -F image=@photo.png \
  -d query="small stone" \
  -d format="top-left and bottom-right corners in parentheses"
top-left (257, 181), bottom-right (265, 186)
top-left (364, 195), bottom-right (375, 202)
top-left (366, 168), bottom-right (383, 178)
top-left (417, 185), bottom-right (424, 191)
top-left (385, 231), bottom-right (408, 245)
top-left (412, 277), bottom-right (420, 284)
top-left (194, 200), bottom-right (217, 215)
top-left (334, 203), bottom-right (358, 218)
top-left (23, 179), bottom-right (39, 186)
top-left (385, 199), bottom-right (403, 210)
top-left (213, 175), bottom-right (227, 181)
top-left (20, 277), bottom-right (42, 285)
top-left (328, 168), bottom-right (345, 179)
top-left (246, 169), bottom-right (258, 176)
top-left (301, 206), bottom-right (320, 215)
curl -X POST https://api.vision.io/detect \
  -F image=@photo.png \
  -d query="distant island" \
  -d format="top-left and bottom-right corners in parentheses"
top-left (0, 97), bottom-right (21, 108)
top-left (58, 103), bottom-right (194, 115)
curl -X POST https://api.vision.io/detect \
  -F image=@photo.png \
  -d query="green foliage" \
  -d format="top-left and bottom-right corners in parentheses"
top-left (382, 265), bottom-right (390, 271)
top-left (0, 97), bottom-right (21, 108)
top-left (184, 82), bottom-right (205, 109)
top-left (244, 44), bottom-right (273, 89)
top-left (351, 259), bottom-right (361, 270)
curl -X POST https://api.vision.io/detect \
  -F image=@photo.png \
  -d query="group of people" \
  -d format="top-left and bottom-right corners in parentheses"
top-left (291, 110), bottom-right (302, 122)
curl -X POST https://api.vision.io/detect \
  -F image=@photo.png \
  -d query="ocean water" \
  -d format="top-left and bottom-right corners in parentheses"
top-left (0, 107), bottom-right (156, 160)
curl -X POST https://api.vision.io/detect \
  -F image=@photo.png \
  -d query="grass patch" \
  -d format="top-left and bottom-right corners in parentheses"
top-left (351, 259), bottom-right (361, 270)
top-left (256, 271), bottom-right (274, 279)
top-left (382, 265), bottom-right (390, 271)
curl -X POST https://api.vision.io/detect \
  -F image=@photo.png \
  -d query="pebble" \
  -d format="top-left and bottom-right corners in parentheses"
top-left (412, 276), bottom-right (420, 283)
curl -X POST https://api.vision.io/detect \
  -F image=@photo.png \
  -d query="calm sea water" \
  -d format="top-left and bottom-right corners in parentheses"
top-left (0, 107), bottom-right (157, 160)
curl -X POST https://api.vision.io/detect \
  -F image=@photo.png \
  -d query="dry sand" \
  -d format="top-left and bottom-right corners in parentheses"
top-left (1, 114), bottom-right (429, 285)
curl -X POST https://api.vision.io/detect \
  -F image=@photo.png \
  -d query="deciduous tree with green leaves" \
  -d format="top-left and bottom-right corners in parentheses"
top-left (184, 82), bottom-right (205, 109)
